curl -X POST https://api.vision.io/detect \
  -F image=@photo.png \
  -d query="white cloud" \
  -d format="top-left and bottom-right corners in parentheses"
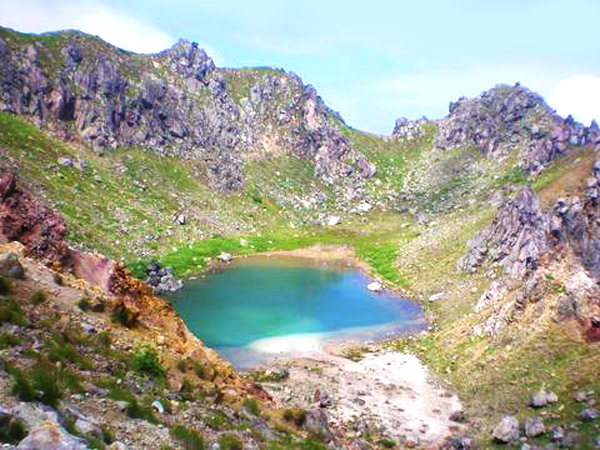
top-left (0, 0), bottom-right (173, 54)
top-left (548, 75), bottom-right (600, 126)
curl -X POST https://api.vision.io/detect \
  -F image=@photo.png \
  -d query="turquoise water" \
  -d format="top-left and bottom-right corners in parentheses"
top-left (169, 257), bottom-right (424, 367)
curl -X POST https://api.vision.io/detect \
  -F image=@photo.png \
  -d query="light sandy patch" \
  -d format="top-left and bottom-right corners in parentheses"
top-left (264, 350), bottom-right (464, 448)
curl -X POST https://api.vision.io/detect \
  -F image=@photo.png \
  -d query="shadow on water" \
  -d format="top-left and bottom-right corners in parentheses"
top-left (168, 255), bottom-right (425, 369)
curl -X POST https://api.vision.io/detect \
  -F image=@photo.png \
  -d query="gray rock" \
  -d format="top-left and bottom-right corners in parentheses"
top-left (17, 420), bottom-right (88, 449)
top-left (75, 417), bottom-right (101, 438)
top-left (12, 403), bottom-right (58, 429)
top-left (549, 426), bottom-right (565, 441)
top-left (493, 415), bottom-right (520, 443)
top-left (218, 252), bottom-right (233, 262)
top-left (450, 436), bottom-right (476, 449)
top-left (581, 408), bottom-right (599, 421)
top-left (525, 416), bottom-right (545, 438)
top-left (303, 407), bottom-right (333, 442)
top-left (151, 400), bottom-right (164, 414)
top-left (0, 252), bottom-right (24, 279)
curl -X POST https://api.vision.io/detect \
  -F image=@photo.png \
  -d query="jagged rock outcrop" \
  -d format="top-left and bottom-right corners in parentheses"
top-left (462, 159), bottom-right (600, 339)
top-left (460, 188), bottom-right (551, 279)
top-left (435, 84), bottom-right (597, 173)
top-left (392, 117), bottom-right (427, 140)
top-left (0, 28), bottom-right (374, 193)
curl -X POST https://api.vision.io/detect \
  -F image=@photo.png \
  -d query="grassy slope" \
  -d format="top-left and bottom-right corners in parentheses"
top-left (2, 106), bottom-right (599, 446)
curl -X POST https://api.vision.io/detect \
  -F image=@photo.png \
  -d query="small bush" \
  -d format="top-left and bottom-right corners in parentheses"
top-left (298, 440), bottom-right (328, 450)
top-left (97, 331), bottom-right (112, 347)
top-left (45, 333), bottom-right (93, 370)
top-left (111, 305), bottom-right (137, 328)
top-left (132, 345), bottom-right (165, 378)
top-left (219, 433), bottom-right (243, 450)
top-left (379, 439), bottom-right (396, 448)
top-left (29, 290), bottom-right (48, 305)
top-left (171, 425), bottom-right (205, 450)
top-left (77, 297), bottom-right (90, 311)
top-left (10, 368), bottom-right (35, 402)
top-left (282, 408), bottom-right (306, 427)
top-left (0, 277), bottom-right (12, 296)
top-left (101, 424), bottom-right (115, 444)
top-left (0, 419), bottom-right (28, 444)
top-left (205, 411), bottom-right (232, 430)
top-left (177, 358), bottom-right (188, 372)
top-left (30, 363), bottom-right (63, 408)
top-left (0, 298), bottom-right (27, 326)
top-left (0, 332), bottom-right (21, 349)
top-left (104, 384), bottom-right (157, 423)
top-left (242, 397), bottom-right (261, 416)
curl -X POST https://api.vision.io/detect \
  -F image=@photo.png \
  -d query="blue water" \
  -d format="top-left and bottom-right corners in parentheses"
top-left (169, 257), bottom-right (424, 367)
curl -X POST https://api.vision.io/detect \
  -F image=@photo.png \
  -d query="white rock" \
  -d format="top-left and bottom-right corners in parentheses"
top-left (240, 239), bottom-right (249, 247)
top-left (218, 252), bottom-right (233, 262)
top-left (327, 216), bottom-right (341, 226)
top-left (357, 202), bottom-right (372, 213)
top-left (367, 282), bottom-right (382, 292)
top-left (428, 292), bottom-right (444, 302)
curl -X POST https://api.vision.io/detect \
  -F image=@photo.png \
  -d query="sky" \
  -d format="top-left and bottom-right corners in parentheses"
top-left (1, 0), bottom-right (599, 134)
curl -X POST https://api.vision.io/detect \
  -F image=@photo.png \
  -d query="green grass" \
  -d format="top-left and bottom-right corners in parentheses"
top-left (218, 434), bottom-right (243, 450)
top-left (170, 425), bottom-right (205, 450)
top-left (132, 344), bottom-right (165, 378)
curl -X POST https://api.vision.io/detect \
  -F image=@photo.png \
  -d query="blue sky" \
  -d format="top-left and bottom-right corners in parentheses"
top-left (2, 0), bottom-right (599, 133)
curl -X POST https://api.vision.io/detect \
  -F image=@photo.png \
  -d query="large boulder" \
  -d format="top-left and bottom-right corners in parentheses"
top-left (303, 407), bottom-right (333, 442)
top-left (492, 415), bottom-right (520, 443)
top-left (16, 420), bottom-right (88, 449)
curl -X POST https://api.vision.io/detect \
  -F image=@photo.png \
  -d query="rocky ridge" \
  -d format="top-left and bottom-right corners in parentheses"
top-left (0, 27), bottom-right (374, 195)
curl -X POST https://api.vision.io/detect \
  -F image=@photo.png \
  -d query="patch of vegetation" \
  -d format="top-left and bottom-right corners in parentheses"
top-left (0, 419), bottom-right (27, 444)
top-left (0, 332), bottom-right (21, 349)
top-left (247, 368), bottom-right (289, 383)
top-left (132, 344), bottom-right (165, 378)
top-left (379, 438), bottom-right (396, 448)
top-left (205, 411), bottom-right (232, 430)
top-left (170, 425), bottom-right (205, 450)
top-left (242, 397), bottom-right (261, 416)
top-left (45, 332), bottom-right (93, 370)
top-left (282, 408), bottom-right (306, 427)
top-left (0, 297), bottom-right (27, 326)
top-left (30, 362), bottom-right (63, 408)
top-left (29, 290), bottom-right (48, 305)
top-left (111, 305), bottom-right (137, 328)
top-left (101, 425), bottom-right (115, 445)
top-left (77, 297), bottom-right (90, 311)
top-left (98, 380), bottom-right (158, 423)
top-left (340, 346), bottom-right (369, 362)
top-left (218, 434), bottom-right (243, 450)
top-left (0, 277), bottom-right (12, 296)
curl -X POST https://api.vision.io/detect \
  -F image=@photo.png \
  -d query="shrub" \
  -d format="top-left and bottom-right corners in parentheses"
top-left (103, 383), bottom-right (157, 423)
top-left (10, 368), bottom-right (35, 402)
top-left (0, 332), bottom-right (21, 349)
top-left (0, 419), bottom-right (27, 444)
top-left (45, 333), bottom-right (93, 370)
top-left (77, 297), bottom-right (90, 311)
top-left (0, 277), bottom-right (12, 296)
top-left (170, 425), bottom-right (205, 450)
top-left (101, 425), bottom-right (115, 444)
top-left (111, 305), bottom-right (137, 328)
top-left (97, 331), bottom-right (112, 347)
top-left (0, 298), bottom-right (27, 326)
top-left (282, 408), bottom-right (306, 427)
top-left (205, 411), bottom-right (232, 430)
top-left (132, 345), bottom-right (165, 378)
top-left (379, 439), bottom-right (396, 448)
top-left (242, 397), bottom-right (261, 416)
top-left (219, 434), bottom-right (243, 450)
top-left (30, 363), bottom-right (63, 408)
top-left (29, 290), bottom-right (47, 305)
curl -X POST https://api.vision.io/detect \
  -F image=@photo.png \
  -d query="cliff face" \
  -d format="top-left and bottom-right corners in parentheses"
top-left (0, 28), bottom-right (374, 193)
top-left (460, 159), bottom-right (600, 340)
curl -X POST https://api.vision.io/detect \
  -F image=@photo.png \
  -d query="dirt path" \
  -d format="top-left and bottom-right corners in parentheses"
top-left (263, 349), bottom-right (464, 448)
